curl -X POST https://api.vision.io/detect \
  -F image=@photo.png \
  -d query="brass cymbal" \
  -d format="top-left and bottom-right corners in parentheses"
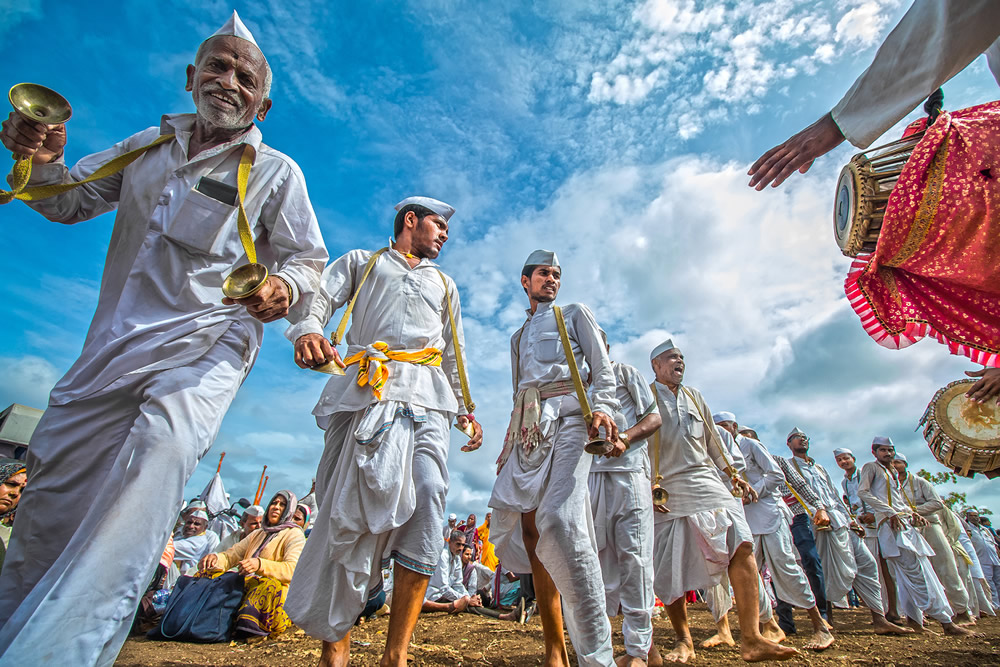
top-left (222, 262), bottom-right (268, 300)
top-left (8, 83), bottom-right (72, 125)
top-left (584, 438), bottom-right (616, 456)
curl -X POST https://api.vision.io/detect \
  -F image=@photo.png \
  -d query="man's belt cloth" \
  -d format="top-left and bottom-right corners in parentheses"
top-left (344, 341), bottom-right (442, 401)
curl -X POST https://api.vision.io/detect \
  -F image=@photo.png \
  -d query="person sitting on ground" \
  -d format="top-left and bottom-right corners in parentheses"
top-left (477, 512), bottom-right (499, 570)
top-left (199, 490), bottom-right (305, 638)
top-left (462, 513), bottom-right (481, 560)
top-left (462, 545), bottom-right (495, 606)
top-left (0, 460), bottom-right (27, 574)
top-left (218, 505), bottom-right (265, 552)
top-left (422, 530), bottom-right (481, 613)
top-left (172, 510), bottom-right (219, 574)
top-left (293, 503), bottom-right (311, 531)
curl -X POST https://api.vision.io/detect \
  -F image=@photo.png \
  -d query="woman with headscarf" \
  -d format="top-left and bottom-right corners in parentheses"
top-left (0, 459), bottom-right (27, 574)
top-left (199, 490), bottom-right (304, 638)
top-left (293, 503), bottom-right (311, 531)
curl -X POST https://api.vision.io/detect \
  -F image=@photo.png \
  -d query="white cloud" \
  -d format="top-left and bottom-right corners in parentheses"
top-left (835, 2), bottom-right (889, 46)
top-left (0, 356), bottom-right (60, 411)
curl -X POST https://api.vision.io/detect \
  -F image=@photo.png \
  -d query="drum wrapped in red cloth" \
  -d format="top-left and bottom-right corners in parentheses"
top-left (844, 100), bottom-right (1000, 366)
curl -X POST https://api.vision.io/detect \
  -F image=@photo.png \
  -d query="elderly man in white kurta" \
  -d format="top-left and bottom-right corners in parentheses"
top-left (858, 439), bottom-right (974, 636)
top-left (701, 418), bottom-right (784, 650)
top-left (423, 530), bottom-right (478, 612)
top-left (749, 0), bottom-right (1000, 190)
top-left (0, 13), bottom-right (326, 666)
top-left (648, 341), bottom-right (796, 664)
top-left (893, 453), bottom-right (974, 626)
top-left (783, 429), bottom-right (912, 637)
top-left (714, 417), bottom-right (834, 651)
top-left (588, 341), bottom-right (661, 664)
top-left (284, 196), bottom-right (482, 667)
top-left (490, 250), bottom-right (621, 667)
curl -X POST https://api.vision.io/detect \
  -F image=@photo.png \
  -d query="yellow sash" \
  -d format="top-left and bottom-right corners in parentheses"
top-left (343, 341), bottom-right (442, 401)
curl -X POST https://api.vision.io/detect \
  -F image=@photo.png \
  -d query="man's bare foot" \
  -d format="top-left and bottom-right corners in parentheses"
top-left (664, 637), bottom-right (696, 663)
top-left (701, 632), bottom-right (735, 648)
top-left (647, 643), bottom-right (664, 667)
top-left (906, 618), bottom-right (938, 635)
top-left (760, 618), bottom-right (786, 643)
top-left (615, 655), bottom-right (648, 667)
top-left (802, 630), bottom-right (835, 651)
top-left (873, 616), bottom-right (913, 635)
top-left (449, 596), bottom-right (470, 614)
top-left (942, 622), bottom-right (979, 637)
top-left (954, 611), bottom-right (976, 626)
top-left (318, 636), bottom-right (351, 667)
top-left (740, 637), bottom-right (798, 663)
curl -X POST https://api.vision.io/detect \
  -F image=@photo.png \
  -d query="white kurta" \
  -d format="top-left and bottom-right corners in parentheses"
top-left (967, 522), bottom-right (1000, 609)
top-left (831, 0), bottom-right (1000, 148)
top-left (650, 383), bottom-right (752, 607)
top-left (425, 547), bottom-right (469, 602)
top-left (588, 360), bottom-right (655, 658)
top-left (490, 301), bottom-right (615, 667)
top-left (0, 115), bottom-right (325, 667)
top-left (172, 531), bottom-right (220, 573)
top-left (285, 248), bottom-right (468, 644)
top-left (858, 462), bottom-right (952, 624)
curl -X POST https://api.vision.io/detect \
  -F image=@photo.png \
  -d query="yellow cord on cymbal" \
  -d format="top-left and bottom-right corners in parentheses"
top-left (235, 144), bottom-right (256, 264)
top-left (0, 134), bottom-right (175, 205)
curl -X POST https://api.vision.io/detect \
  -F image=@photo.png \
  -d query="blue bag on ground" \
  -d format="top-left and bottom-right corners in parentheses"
top-left (147, 572), bottom-right (244, 642)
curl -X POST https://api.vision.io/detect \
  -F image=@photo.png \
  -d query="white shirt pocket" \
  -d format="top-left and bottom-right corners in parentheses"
top-left (163, 188), bottom-right (238, 259)
top-left (533, 331), bottom-right (563, 364)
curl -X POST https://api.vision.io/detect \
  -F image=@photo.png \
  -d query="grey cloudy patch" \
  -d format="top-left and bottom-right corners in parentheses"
top-left (0, 356), bottom-right (59, 411)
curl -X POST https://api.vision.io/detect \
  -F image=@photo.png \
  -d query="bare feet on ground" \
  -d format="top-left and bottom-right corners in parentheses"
top-left (701, 631), bottom-right (735, 648)
top-left (615, 654), bottom-right (648, 667)
top-left (873, 616), bottom-right (913, 635)
top-left (760, 618), bottom-right (786, 643)
top-left (318, 638), bottom-right (350, 667)
top-left (740, 637), bottom-right (799, 663)
top-left (664, 637), bottom-right (696, 663)
top-left (906, 618), bottom-right (939, 635)
top-left (942, 622), bottom-right (980, 637)
top-left (802, 630), bottom-right (835, 651)
top-left (647, 643), bottom-right (664, 667)
top-left (954, 611), bottom-right (977, 626)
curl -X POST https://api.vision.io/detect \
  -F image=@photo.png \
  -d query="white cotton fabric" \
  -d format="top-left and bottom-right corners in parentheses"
top-left (172, 530), bottom-right (220, 572)
top-left (210, 10), bottom-right (261, 50)
top-left (737, 434), bottom-right (786, 536)
top-left (754, 523), bottom-right (816, 610)
top-left (830, 0), bottom-right (1000, 148)
top-left (814, 526), bottom-right (883, 612)
top-left (587, 470), bottom-right (654, 658)
top-left (652, 507), bottom-right (754, 606)
top-left (425, 546), bottom-right (468, 602)
top-left (0, 326), bottom-right (252, 666)
top-left (285, 405), bottom-right (451, 642)
top-left (704, 570), bottom-right (772, 623)
top-left (286, 248), bottom-right (468, 419)
top-left (590, 361), bottom-right (656, 473)
top-left (16, 114), bottom-right (325, 405)
top-left (490, 413), bottom-right (613, 667)
top-left (887, 546), bottom-right (954, 624)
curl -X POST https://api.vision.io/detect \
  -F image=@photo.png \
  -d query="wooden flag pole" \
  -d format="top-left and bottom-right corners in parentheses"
top-left (253, 465), bottom-right (267, 505)
top-left (216, 452), bottom-right (226, 474)
top-left (260, 475), bottom-right (269, 502)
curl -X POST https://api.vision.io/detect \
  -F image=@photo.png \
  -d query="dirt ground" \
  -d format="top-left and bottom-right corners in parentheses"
top-left (116, 604), bottom-right (1000, 666)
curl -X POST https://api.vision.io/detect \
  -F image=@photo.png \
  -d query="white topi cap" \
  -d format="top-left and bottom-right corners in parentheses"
top-left (872, 436), bottom-right (894, 447)
top-left (448, 513), bottom-right (457, 521)
top-left (188, 509), bottom-right (209, 521)
top-left (894, 452), bottom-right (908, 463)
top-left (394, 196), bottom-right (455, 222)
top-left (208, 10), bottom-right (262, 52)
top-left (245, 505), bottom-right (265, 518)
top-left (649, 338), bottom-right (677, 361)
top-left (713, 411), bottom-right (736, 424)
top-left (523, 249), bottom-right (560, 270)
top-left (833, 447), bottom-right (854, 457)
top-left (787, 427), bottom-right (808, 442)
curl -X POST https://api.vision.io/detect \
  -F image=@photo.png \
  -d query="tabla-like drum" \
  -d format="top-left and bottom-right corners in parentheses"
top-left (920, 380), bottom-right (1000, 478)
top-left (833, 132), bottom-right (923, 257)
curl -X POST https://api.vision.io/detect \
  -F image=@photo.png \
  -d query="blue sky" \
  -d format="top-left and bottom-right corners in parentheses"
top-left (2, 0), bottom-right (999, 517)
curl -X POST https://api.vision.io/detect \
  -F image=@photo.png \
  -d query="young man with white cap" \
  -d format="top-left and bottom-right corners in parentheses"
top-left (784, 430), bottom-right (909, 635)
top-left (892, 453), bottom-right (975, 626)
top-left (714, 416), bottom-right (834, 651)
top-left (647, 341), bottom-right (796, 663)
top-left (0, 12), bottom-right (327, 664)
top-left (284, 197), bottom-right (482, 666)
top-left (858, 438), bottom-right (974, 635)
top-left (588, 335), bottom-right (661, 665)
top-left (489, 250), bottom-right (622, 666)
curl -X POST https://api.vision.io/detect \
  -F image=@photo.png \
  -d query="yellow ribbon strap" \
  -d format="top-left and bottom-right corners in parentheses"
top-left (332, 248), bottom-right (390, 346)
top-left (1, 134), bottom-right (175, 205)
top-left (553, 305), bottom-right (593, 424)
top-left (235, 144), bottom-right (256, 264)
top-left (343, 341), bottom-right (442, 401)
top-left (438, 269), bottom-right (475, 414)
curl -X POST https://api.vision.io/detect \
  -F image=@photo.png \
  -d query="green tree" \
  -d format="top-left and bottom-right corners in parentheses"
top-left (915, 468), bottom-right (992, 514)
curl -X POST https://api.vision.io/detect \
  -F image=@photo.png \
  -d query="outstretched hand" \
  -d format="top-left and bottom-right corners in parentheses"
top-left (748, 113), bottom-right (845, 190)
top-left (966, 368), bottom-right (1000, 405)
top-left (0, 112), bottom-right (66, 163)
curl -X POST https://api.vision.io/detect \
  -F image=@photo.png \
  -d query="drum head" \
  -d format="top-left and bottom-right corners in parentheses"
top-left (834, 165), bottom-right (857, 252)
top-left (934, 380), bottom-right (1000, 449)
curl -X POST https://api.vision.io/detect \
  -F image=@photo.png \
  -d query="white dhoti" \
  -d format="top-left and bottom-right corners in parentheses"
top-left (919, 522), bottom-right (970, 618)
top-left (754, 523), bottom-right (816, 610)
top-left (814, 526), bottom-right (883, 612)
top-left (983, 562), bottom-right (1000, 609)
top-left (652, 506), bottom-right (753, 607)
top-left (491, 414), bottom-right (613, 667)
top-left (0, 325), bottom-right (250, 666)
top-left (954, 550), bottom-right (983, 617)
top-left (588, 470), bottom-right (654, 658)
top-left (285, 403), bottom-right (451, 642)
top-left (879, 524), bottom-right (953, 624)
